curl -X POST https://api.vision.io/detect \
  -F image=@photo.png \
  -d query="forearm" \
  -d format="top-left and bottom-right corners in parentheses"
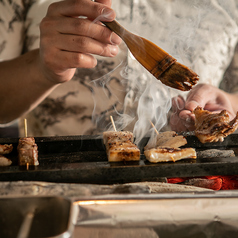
top-left (0, 49), bottom-right (58, 124)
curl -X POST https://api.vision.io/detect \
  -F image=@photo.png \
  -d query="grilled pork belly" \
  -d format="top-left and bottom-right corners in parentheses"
top-left (144, 131), bottom-right (196, 163)
top-left (103, 131), bottom-right (140, 162)
top-left (0, 144), bottom-right (13, 155)
top-left (0, 155), bottom-right (12, 166)
top-left (144, 147), bottom-right (196, 163)
top-left (17, 137), bottom-right (39, 166)
top-left (155, 131), bottom-right (187, 148)
top-left (194, 106), bottom-right (238, 143)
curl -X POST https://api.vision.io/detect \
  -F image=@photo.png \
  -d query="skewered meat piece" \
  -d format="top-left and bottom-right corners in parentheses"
top-left (103, 131), bottom-right (140, 162)
top-left (144, 131), bottom-right (196, 163)
top-left (155, 131), bottom-right (187, 148)
top-left (0, 144), bottom-right (13, 154)
top-left (144, 147), bottom-right (196, 163)
top-left (0, 155), bottom-right (12, 166)
top-left (194, 106), bottom-right (238, 143)
top-left (17, 137), bottom-right (39, 166)
top-left (145, 131), bottom-right (187, 150)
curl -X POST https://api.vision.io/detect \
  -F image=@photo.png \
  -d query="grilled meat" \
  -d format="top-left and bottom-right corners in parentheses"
top-left (194, 106), bottom-right (238, 143)
top-left (155, 131), bottom-right (187, 148)
top-left (17, 137), bottom-right (39, 166)
top-left (103, 131), bottom-right (140, 162)
top-left (144, 131), bottom-right (196, 163)
top-left (0, 144), bottom-right (13, 154)
top-left (144, 147), bottom-right (196, 163)
top-left (0, 155), bottom-right (12, 166)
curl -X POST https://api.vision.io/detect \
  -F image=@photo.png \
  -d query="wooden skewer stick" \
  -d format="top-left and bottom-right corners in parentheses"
top-left (24, 118), bottom-right (29, 170)
top-left (110, 116), bottom-right (117, 132)
top-left (24, 118), bottom-right (28, 138)
top-left (150, 121), bottom-right (159, 135)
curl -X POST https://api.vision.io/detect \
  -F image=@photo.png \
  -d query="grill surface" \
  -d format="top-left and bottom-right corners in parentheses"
top-left (0, 134), bottom-right (238, 184)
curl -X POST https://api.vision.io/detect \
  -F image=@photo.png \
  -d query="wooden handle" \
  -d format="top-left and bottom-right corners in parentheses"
top-left (101, 20), bottom-right (127, 39)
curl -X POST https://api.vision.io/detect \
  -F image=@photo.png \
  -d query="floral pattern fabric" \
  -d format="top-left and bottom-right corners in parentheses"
top-left (1, 0), bottom-right (238, 138)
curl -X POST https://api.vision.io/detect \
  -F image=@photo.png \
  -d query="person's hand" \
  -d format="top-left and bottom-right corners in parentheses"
top-left (170, 83), bottom-right (236, 132)
top-left (39, 0), bottom-right (122, 84)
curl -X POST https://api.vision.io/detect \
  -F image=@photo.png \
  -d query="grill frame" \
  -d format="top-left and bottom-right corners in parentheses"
top-left (0, 134), bottom-right (238, 184)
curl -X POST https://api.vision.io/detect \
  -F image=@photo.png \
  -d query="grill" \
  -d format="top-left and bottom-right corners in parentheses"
top-left (0, 134), bottom-right (238, 184)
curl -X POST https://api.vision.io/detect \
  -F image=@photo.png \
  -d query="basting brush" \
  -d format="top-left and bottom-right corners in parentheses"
top-left (103, 20), bottom-right (199, 91)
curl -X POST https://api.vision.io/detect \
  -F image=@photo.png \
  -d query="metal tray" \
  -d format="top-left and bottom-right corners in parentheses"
top-left (74, 192), bottom-right (238, 238)
top-left (0, 196), bottom-right (78, 238)
top-left (0, 134), bottom-right (238, 184)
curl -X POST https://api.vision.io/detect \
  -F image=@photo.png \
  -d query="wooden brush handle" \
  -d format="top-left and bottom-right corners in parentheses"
top-left (101, 20), bottom-right (128, 39)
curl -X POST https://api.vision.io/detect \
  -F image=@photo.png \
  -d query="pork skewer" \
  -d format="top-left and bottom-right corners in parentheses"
top-left (144, 125), bottom-right (196, 163)
top-left (17, 119), bottom-right (39, 166)
top-left (24, 118), bottom-right (29, 170)
top-left (103, 117), bottom-right (140, 162)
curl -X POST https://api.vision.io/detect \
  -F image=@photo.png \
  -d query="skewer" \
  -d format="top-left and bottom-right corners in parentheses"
top-left (24, 118), bottom-right (28, 138)
top-left (149, 121), bottom-right (176, 163)
top-left (110, 116), bottom-right (117, 132)
top-left (24, 119), bottom-right (30, 170)
top-left (150, 121), bottom-right (159, 135)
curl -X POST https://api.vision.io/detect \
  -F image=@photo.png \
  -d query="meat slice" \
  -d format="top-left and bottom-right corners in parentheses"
top-left (144, 131), bottom-right (196, 163)
top-left (144, 147), bottom-right (196, 163)
top-left (156, 131), bottom-right (187, 148)
top-left (103, 131), bottom-right (134, 144)
top-left (0, 144), bottom-right (13, 154)
top-left (194, 106), bottom-right (238, 143)
top-left (0, 155), bottom-right (12, 166)
top-left (17, 137), bottom-right (39, 166)
top-left (103, 131), bottom-right (140, 162)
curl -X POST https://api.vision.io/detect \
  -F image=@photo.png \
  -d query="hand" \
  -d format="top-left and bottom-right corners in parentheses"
top-left (39, 0), bottom-right (122, 84)
top-left (170, 84), bottom-right (236, 131)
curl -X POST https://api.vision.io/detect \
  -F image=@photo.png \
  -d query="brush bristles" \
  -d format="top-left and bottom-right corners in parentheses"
top-left (128, 38), bottom-right (199, 91)
top-left (158, 62), bottom-right (199, 91)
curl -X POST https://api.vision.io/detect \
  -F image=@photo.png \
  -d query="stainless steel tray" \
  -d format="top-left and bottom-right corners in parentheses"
top-left (0, 196), bottom-right (78, 238)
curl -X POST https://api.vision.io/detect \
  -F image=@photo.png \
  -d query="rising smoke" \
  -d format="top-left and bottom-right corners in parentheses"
top-left (91, 0), bottom-right (238, 147)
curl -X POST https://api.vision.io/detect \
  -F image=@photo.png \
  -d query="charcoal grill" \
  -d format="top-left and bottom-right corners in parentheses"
top-left (0, 134), bottom-right (238, 184)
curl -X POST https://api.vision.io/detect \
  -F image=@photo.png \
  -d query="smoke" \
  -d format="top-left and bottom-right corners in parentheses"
top-left (87, 0), bottom-right (238, 146)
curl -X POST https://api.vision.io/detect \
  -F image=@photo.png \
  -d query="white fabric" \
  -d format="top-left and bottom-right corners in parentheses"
top-left (1, 0), bottom-right (238, 139)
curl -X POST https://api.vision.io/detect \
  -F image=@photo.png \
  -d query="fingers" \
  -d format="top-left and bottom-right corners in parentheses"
top-left (170, 95), bottom-right (195, 131)
top-left (40, 48), bottom-right (97, 84)
top-left (172, 95), bottom-right (185, 113)
top-left (47, 50), bottom-right (97, 69)
top-left (40, 17), bottom-right (120, 62)
top-left (55, 34), bottom-right (119, 57)
top-left (185, 84), bottom-right (214, 111)
top-left (170, 110), bottom-right (195, 132)
top-left (39, 0), bottom-right (121, 84)
top-left (95, 0), bottom-right (112, 6)
top-left (47, 17), bottom-right (121, 45)
top-left (40, 0), bottom-right (121, 56)
top-left (48, 0), bottom-right (115, 21)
